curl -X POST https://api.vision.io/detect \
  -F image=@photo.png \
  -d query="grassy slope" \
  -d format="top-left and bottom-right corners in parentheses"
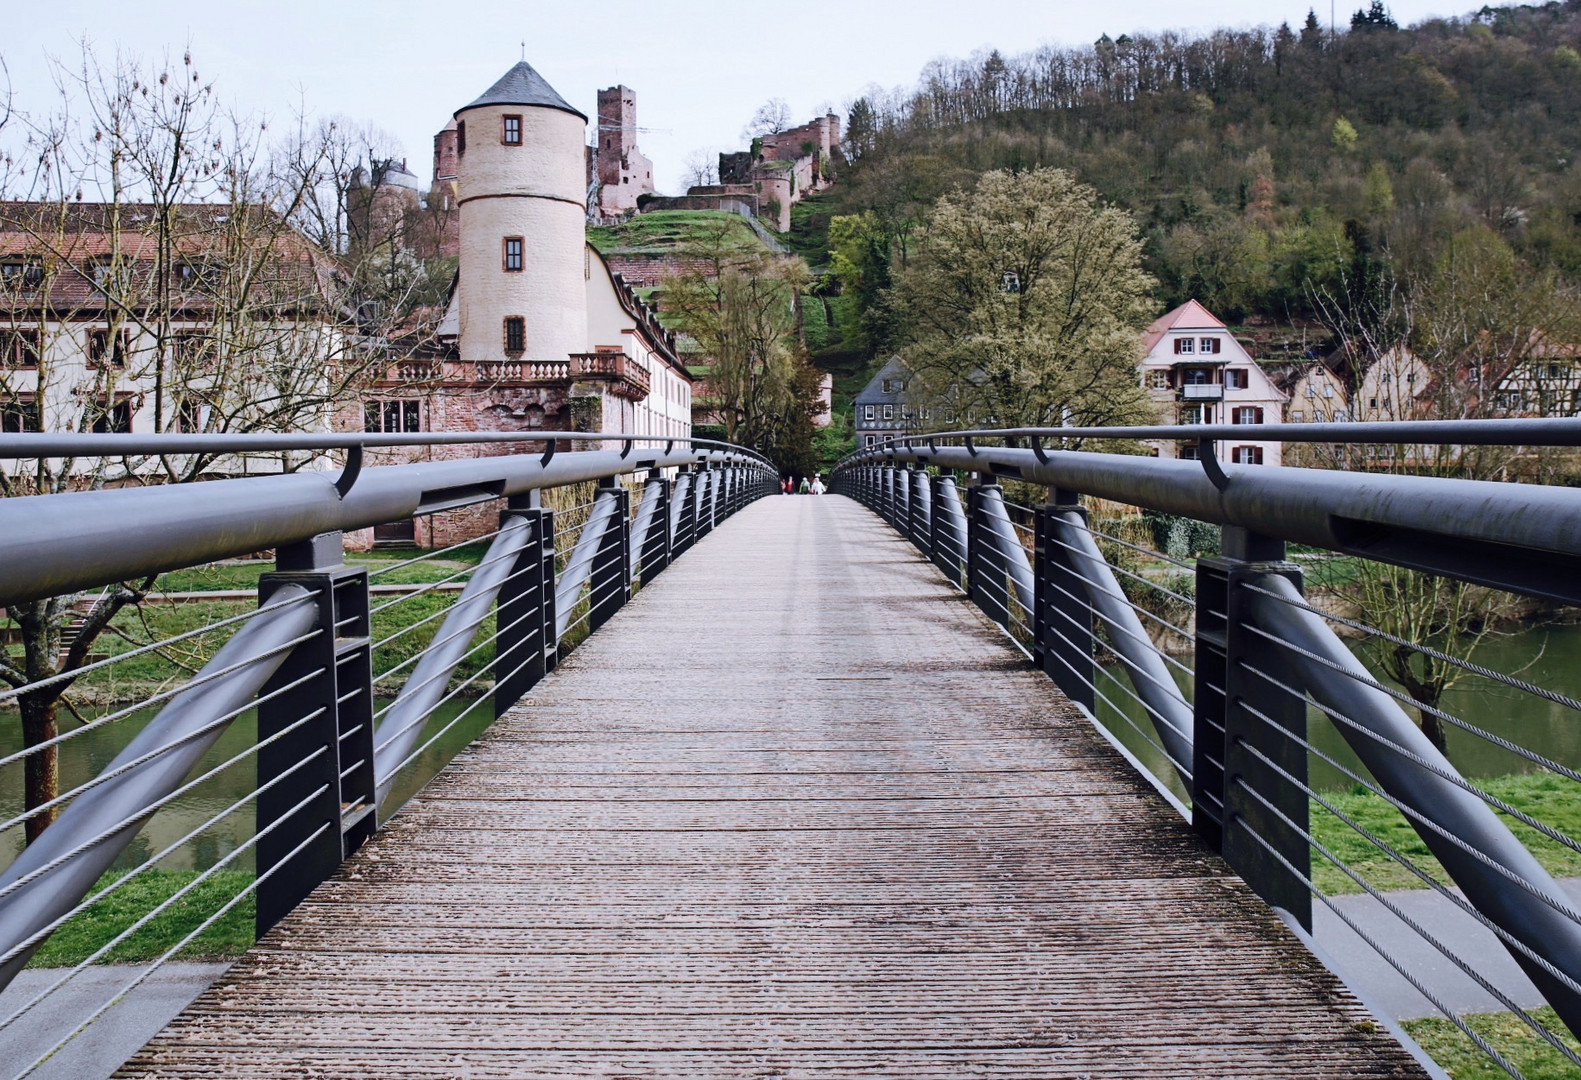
top-left (586, 210), bottom-right (766, 256)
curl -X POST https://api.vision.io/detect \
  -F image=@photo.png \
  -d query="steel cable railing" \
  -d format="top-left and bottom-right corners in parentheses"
top-left (0, 434), bottom-right (776, 1076)
top-left (833, 432), bottom-right (1581, 1076)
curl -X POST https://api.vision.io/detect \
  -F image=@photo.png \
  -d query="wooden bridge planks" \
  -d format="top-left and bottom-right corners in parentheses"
top-left (117, 495), bottom-right (1426, 1078)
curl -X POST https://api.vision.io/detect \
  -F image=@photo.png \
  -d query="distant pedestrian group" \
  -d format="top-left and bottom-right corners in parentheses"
top-left (782, 475), bottom-right (825, 495)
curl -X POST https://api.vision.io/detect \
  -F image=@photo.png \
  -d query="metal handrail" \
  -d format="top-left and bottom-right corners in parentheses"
top-left (0, 437), bottom-right (767, 611)
top-left (838, 437), bottom-right (1581, 606)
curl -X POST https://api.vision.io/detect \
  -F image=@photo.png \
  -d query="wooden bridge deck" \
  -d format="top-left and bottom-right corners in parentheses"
top-left (118, 495), bottom-right (1425, 1078)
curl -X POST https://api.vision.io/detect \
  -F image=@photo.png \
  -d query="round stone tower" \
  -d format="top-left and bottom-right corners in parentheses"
top-left (454, 61), bottom-right (587, 366)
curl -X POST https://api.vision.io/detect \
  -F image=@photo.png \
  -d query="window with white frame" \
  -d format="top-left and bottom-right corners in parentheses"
top-left (882, 404), bottom-right (893, 420)
top-left (1149, 370), bottom-right (1169, 389)
top-left (365, 400), bottom-right (422, 433)
top-left (1225, 368), bottom-right (1248, 390)
top-left (863, 404), bottom-right (875, 421)
top-left (1232, 445), bottom-right (1264, 464)
top-left (1174, 336), bottom-right (1195, 355)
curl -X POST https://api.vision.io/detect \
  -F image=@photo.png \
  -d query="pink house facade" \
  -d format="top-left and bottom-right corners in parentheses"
top-left (1139, 300), bottom-right (1287, 466)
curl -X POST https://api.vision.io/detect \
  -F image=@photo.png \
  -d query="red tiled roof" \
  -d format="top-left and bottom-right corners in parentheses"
top-left (1142, 299), bottom-right (1226, 354)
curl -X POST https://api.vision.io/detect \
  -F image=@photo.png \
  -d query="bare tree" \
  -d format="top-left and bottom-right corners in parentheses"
top-left (0, 45), bottom-right (431, 840)
top-left (742, 98), bottom-right (793, 140)
top-left (681, 148), bottom-right (719, 189)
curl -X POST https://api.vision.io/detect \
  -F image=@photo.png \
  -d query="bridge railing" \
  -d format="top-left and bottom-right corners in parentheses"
top-left (0, 431), bottom-right (776, 1078)
top-left (834, 419), bottom-right (1581, 1077)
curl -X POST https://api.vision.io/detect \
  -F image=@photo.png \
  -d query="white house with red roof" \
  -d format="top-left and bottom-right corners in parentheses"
top-left (1140, 300), bottom-right (1287, 466)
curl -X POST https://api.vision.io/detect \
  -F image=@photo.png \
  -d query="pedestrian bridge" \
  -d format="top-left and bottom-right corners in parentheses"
top-left (2, 424), bottom-right (1580, 1078)
top-left (115, 496), bottom-right (1420, 1078)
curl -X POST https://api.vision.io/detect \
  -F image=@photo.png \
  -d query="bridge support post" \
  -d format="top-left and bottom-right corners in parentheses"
top-left (639, 471), bottom-right (671, 583)
top-left (671, 466), bottom-right (696, 557)
top-left (495, 491), bottom-right (557, 719)
top-left (589, 478), bottom-right (632, 633)
top-left (894, 465), bottom-right (911, 535)
top-left (1035, 492), bottom-right (1095, 710)
top-left (909, 466), bottom-right (932, 555)
top-left (1195, 526), bottom-right (1311, 930)
top-left (695, 467), bottom-right (714, 542)
top-left (931, 472), bottom-right (965, 588)
top-left (966, 476), bottom-right (1010, 628)
top-left (255, 531), bottom-right (376, 937)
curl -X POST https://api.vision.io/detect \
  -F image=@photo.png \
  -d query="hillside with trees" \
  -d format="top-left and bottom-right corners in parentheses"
top-left (817, 1), bottom-right (1581, 394)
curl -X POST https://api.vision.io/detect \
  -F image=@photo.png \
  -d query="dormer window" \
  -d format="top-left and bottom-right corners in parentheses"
top-left (502, 115), bottom-right (522, 145)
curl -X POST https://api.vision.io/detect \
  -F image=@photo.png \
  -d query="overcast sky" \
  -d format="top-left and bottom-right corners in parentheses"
top-left (7, 0), bottom-right (1468, 195)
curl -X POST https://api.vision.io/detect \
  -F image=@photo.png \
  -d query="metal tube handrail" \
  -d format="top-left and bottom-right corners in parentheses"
top-left (838, 441), bottom-right (1581, 605)
top-left (842, 416), bottom-right (1581, 454)
top-left (0, 429), bottom-right (772, 459)
top-left (0, 442), bottom-right (771, 611)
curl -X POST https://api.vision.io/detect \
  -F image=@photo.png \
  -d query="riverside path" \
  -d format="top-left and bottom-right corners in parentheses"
top-left (115, 495), bottom-right (1426, 1078)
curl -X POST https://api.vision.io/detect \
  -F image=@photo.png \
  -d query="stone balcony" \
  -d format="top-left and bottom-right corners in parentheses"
top-left (570, 352), bottom-right (651, 401)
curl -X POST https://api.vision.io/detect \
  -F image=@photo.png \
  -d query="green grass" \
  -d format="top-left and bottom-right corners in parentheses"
top-left (28, 868), bottom-right (255, 967)
top-left (152, 543), bottom-right (490, 593)
top-left (1403, 1006), bottom-right (1581, 1079)
top-left (784, 193), bottom-right (836, 268)
top-left (586, 210), bottom-right (768, 255)
top-left (1309, 772), bottom-right (1581, 895)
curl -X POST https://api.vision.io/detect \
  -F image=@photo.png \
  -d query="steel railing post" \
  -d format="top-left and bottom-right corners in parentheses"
top-left (1035, 491), bottom-right (1095, 710)
top-left (668, 466), bottom-right (689, 557)
top-left (931, 472), bottom-right (965, 587)
top-left (639, 470), bottom-right (671, 583)
top-left (967, 475), bottom-right (1010, 627)
top-left (910, 466), bottom-right (932, 555)
top-left (255, 530), bottom-right (375, 936)
top-left (895, 464), bottom-right (911, 534)
top-left (695, 466), bottom-right (714, 542)
top-left (495, 492), bottom-right (556, 720)
top-left (589, 477), bottom-right (632, 633)
top-left (1196, 527), bottom-right (1311, 929)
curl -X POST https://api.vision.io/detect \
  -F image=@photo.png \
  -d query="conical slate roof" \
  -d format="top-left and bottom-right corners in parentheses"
top-left (456, 61), bottom-right (586, 120)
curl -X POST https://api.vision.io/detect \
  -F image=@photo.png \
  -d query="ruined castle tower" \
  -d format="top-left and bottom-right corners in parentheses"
top-left (593, 85), bottom-right (654, 218)
top-left (454, 61), bottom-right (588, 366)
